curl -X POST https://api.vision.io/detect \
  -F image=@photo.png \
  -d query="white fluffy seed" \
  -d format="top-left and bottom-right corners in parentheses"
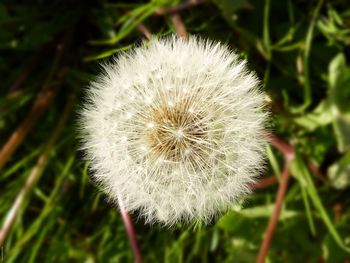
top-left (79, 36), bottom-right (268, 226)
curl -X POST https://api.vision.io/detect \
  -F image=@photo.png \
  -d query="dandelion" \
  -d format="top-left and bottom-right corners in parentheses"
top-left (79, 36), bottom-right (268, 226)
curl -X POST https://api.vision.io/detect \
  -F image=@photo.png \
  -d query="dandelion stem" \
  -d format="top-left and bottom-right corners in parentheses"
top-left (257, 134), bottom-right (295, 263)
top-left (117, 195), bottom-right (143, 263)
top-left (110, 18), bottom-right (154, 263)
top-left (257, 159), bottom-right (292, 263)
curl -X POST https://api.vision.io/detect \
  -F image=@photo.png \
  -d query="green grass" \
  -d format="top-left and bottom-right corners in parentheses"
top-left (1, 0), bottom-right (350, 262)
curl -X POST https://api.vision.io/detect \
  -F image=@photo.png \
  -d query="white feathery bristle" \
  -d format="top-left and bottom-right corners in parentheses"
top-left (79, 36), bottom-right (268, 226)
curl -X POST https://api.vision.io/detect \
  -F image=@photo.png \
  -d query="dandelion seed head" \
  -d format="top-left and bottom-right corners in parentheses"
top-left (79, 36), bottom-right (268, 226)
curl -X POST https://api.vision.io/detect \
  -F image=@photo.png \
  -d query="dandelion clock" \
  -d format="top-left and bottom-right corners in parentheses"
top-left (79, 36), bottom-right (268, 226)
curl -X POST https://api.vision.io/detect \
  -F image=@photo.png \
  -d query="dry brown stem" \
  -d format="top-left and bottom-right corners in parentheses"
top-left (170, 14), bottom-right (188, 39)
top-left (0, 32), bottom-right (71, 170)
top-left (256, 134), bottom-right (295, 263)
top-left (0, 95), bottom-right (75, 247)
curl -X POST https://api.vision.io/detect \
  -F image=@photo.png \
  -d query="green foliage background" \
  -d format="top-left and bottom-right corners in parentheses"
top-left (1, 0), bottom-right (350, 262)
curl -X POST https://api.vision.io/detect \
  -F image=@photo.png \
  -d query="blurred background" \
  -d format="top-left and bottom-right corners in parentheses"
top-left (1, 0), bottom-right (350, 262)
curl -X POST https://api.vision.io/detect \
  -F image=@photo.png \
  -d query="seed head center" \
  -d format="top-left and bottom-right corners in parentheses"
top-left (146, 100), bottom-right (207, 161)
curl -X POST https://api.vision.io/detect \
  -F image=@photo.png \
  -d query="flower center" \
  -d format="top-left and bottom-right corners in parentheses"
top-left (146, 99), bottom-right (207, 162)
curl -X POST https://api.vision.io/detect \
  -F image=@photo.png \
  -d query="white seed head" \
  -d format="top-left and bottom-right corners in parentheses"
top-left (79, 36), bottom-right (268, 226)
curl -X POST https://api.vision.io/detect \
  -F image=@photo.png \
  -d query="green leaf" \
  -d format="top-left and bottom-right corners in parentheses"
top-left (293, 99), bottom-right (333, 131)
top-left (218, 205), bottom-right (298, 232)
top-left (217, 210), bottom-right (245, 233)
top-left (241, 205), bottom-right (299, 219)
top-left (266, 144), bottom-right (281, 179)
top-left (291, 155), bottom-right (350, 253)
top-left (89, 3), bottom-right (157, 45)
top-left (212, 0), bottom-right (254, 28)
top-left (329, 53), bottom-right (350, 113)
top-left (327, 150), bottom-right (350, 189)
top-left (289, 0), bottom-right (324, 113)
top-left (333, 115), bottom-right (350, 152)
top-left (322, 213), bottom-right (350, 261)
top-left (329, 53), bottom-right (350, 151)
top-left (83, 44), bottom-right (133, 61)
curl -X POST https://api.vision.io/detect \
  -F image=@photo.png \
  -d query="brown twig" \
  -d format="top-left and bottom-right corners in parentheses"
top-left (256, 135), bottom-right (295, 263)
top-left (9, 60), bottom-right (37, 93)
top-left (308, 161), bottom-right (326, 182)
top-left (117, 196), bottom-right (143, 263)
top-left (0, 95), bottom-right (75, 247)
top-left (9, 45), bottom-right (48, 93)
top-left (0, 73), bottom-right (63, 170)
top-left (0, 34), bottom-right (70, 170)
top-left (252, 176), bottom-right (277, 190)
top-left (264, 132), bottom-right (294, 159)
top-left (136, 24), bottom-right (152, 40)
top-left (257, 159), bottom-right (293, 263)
top-left (170, 14), bottom-right (188, 39)
top-left (154, 0), bottom-right (206, 16)
top-left (333, 203), bottom-right (343, 223)
top-left (0, 86), bottom-right (55, 170)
